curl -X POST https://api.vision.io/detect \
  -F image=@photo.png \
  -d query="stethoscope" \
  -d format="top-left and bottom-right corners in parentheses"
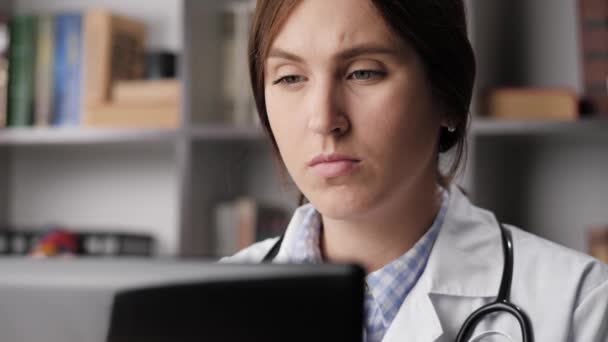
top-left (262, 222), bottom-right (534, 341)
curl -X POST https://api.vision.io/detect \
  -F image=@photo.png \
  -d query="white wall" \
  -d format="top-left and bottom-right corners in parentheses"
top-left (475, 134), bottom-right (608, 253)
top-left (471, 0), bottom-right (583, 95)
top-left (524, 137), bottom-right (608, 252)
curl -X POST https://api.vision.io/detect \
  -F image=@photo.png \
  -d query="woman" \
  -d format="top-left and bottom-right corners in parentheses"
top-left (223, 0), bottom-right (608, 341)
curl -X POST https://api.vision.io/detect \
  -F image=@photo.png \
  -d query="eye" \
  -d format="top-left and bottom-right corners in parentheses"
top-left (272, 75), bottom-right (306, 85)
top-left (347, 70), bottom-right (385, 81)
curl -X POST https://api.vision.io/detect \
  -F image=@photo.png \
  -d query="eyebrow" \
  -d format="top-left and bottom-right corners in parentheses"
top-left (267, 44), bottom-right (400, 63)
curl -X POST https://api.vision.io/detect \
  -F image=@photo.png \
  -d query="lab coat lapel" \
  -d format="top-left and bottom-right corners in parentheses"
top-left (381, 274), bottom-right (443, 342)
top-left (382, 186), bottom-right (504, 341)
top-left (426, 185), bottom-right (503, 298)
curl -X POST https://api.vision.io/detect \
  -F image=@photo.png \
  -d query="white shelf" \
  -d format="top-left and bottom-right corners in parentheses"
top-left (0, 127), bottom-right (179, 146)
top-left (0, 125), bottom-right (268, 146)
top-left (471, 118), bottom-right (608, 138)
top-left (187, 125), bottom-right (265, 141)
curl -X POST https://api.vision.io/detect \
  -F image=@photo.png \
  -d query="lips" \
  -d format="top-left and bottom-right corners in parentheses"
top-left (308, 153), bottom-right (361, 178)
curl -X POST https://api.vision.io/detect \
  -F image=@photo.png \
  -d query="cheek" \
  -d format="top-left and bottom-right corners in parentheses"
top-left (264, 88), bottom-right (306, 168)
top-left (354, 77), bottom-right (439, 155)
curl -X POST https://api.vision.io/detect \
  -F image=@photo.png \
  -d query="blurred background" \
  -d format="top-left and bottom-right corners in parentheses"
top-left (0, 0), bottom-right (605, 263)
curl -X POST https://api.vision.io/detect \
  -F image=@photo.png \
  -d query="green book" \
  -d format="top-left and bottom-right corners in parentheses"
top-left (7, 15), bottom-right (37, 127)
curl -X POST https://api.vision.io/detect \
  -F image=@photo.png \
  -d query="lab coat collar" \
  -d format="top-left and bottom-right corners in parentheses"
top-left (383, 185), bottom-right (504, 342)
top-left (425, 184), bottom-right (503, 298)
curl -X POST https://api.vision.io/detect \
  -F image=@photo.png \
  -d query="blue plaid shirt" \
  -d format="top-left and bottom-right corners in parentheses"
top-left (289, 189), bottom-right (449, 342)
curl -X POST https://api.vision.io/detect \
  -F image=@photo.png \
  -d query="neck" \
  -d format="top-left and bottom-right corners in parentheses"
top-left (320, 181), bottom-right (442, 274)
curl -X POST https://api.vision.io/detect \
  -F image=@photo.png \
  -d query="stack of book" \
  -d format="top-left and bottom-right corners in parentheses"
top-left (485, 88), bottom-right (579, 121)
top-left (214, 198), bottom-right (289, 257)
top-left (579, 0), bottom-right (608, 117)
top-left (1, 9), bottom-right (179, 129)
top-left (219, 0), bottom-right (258, 127)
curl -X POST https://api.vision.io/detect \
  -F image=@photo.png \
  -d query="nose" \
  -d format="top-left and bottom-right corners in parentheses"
top-left (307, 78), bottom-right (350, 137)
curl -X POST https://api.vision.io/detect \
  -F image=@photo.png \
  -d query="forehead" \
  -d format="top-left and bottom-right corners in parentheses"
top-left (270, 0), bottom-right (401, 57)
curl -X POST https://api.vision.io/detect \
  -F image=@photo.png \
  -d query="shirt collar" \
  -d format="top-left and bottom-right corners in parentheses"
top-left (365, 188), bottom-right (448, 327)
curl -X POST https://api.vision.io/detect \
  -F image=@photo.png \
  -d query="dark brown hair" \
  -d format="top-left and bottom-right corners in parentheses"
top-left (249, 0), bottom-right (476, 190)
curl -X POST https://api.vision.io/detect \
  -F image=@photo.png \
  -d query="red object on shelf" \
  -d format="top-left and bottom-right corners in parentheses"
top-left (30, 228), bottom-right (78, 257)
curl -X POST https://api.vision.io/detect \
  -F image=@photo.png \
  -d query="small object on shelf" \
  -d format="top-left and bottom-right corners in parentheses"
top-left (588, 225), bottom-right (608, 263)
top-left (578, 0), bottom-right (608, 118)
top-left (30, 228), bottom-right (78, 258)
top-left (486, 88), bottom-right (578, 121)
top-left (112, 79), bottom-right (180, 106)
top-left (145, 50), bottom-right (177, 79)
top-left (578, 96), bottom-right (598, 118)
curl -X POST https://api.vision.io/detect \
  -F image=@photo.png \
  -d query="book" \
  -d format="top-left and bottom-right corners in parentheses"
top-left (486, 88), bottom-right (578, 120)
top-left (83, 103), bottom-right (178, 128)
top-left (214, 201), bottom-right (240, 256)
top-left (7, 15), bottom-right (37, 127)
top-left (220, 2), bottom-right (256, 126)
top-left (578, 0), bottom-right (608, 117)
top-left (83, 9), bottom-right (145, 116)
top-left (0, 14), bottom-right (9, 128)
top-left (35, 15), bottom-right (54, 126)
top-left (213, 198), bottom-right (289, 257)
top-left (0, 230), bottom-right (39, 255)
top-left (52, 14), bottom-right (83, 126)
top-left (588, 225), bottom-right (608, 263)
top-left (112, 79), bottom-right (180, 106)
top-left (78, 232), bottom-right (154, 256)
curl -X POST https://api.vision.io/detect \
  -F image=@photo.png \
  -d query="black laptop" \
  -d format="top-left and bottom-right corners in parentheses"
top-left (107, 263), bottom-right (364, 342)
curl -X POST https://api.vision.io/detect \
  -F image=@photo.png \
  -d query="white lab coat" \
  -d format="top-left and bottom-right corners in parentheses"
top-left (222, 185), bottom-right (608, 341)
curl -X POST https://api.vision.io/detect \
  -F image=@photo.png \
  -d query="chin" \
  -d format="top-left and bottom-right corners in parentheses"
top-left (306, 187), bottom-right (375, 220)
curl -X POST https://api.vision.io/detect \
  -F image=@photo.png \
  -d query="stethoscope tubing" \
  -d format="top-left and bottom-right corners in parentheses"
top-left (455, 225), bottom-right (534, 341)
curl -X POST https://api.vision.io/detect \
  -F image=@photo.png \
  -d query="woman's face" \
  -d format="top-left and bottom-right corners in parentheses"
top-left (264, 0), bottom-right (442, 220)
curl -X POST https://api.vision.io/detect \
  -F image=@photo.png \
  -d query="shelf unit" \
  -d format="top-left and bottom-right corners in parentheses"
top-left (0, 0), bottom-right (299, 257)
top-left (0, 0), bottom-right (605, 257)
top-left (464, 0), bottom-right (608, 253)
